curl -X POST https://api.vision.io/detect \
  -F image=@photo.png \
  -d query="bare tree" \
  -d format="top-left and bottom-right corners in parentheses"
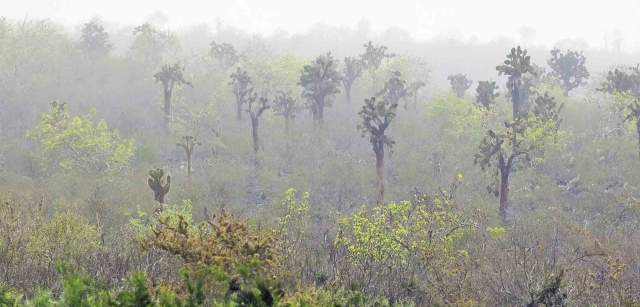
top-left (358, 96), bottom-right (398, 204)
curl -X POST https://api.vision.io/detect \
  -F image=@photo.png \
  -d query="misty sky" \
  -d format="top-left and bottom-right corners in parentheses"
top-left (5, 0), bottom-right (640, 51)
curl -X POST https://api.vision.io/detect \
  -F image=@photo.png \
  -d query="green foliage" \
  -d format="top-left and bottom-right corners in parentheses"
top-left (427, 94), bottom-right (485, 139)
top-left (29, 102), bottom-right (135, 175)
top-left (27, 212), bottom-right (102, 265)
top-left (133, 201), bottom-right (279, 274)
top-left (337, 199), bottom-right (471, 263)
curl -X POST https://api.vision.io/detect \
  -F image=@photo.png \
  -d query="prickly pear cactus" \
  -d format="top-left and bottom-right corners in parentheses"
top-left (148, 168), bottom-right (170, 203)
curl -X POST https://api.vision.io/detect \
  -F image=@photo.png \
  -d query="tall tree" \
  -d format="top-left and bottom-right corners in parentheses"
top-left (230, 68), bottom-right (257, 121)
top-left (341, 56), bottom-right (363, 104)
top-left (154, 63), bottom-right (191, 123)
top-left (272, 90), bottom-right (298, 133)
top-left (476, 81), bottom-right (499, 109)
top-left (358, 96), bottom-right (398, 204)
top-left (448, 74), bottom-right (473, 98)
top-left (299, 53), bottom-right (341, 127)
top-left (475, 92), bottom-right (562, 224)
top-left (497, 46), bottom-right (535, 119)
top-left (247, 97), bottom-right (269, 153)
top-left (210, 40), bottom-right (239, 69)
top-left (547, 48), bottom-right (589, 95)
top-left (176, 136), bottom-right (200, 181)
top-left (79, 19), bottom-right (111, 58)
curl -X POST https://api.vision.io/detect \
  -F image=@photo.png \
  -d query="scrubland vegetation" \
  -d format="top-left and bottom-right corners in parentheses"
top-left (2, 17), bottom-right (640, 306)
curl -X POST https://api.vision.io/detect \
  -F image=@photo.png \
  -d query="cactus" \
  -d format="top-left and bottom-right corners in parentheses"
top-left (496, 46), bottom-right (535, 119)
top-left (475, 81), bottom-right (499, 109)
top-left (300, 52), bottom-right (341, 127)
top-left (447, 73), bottom-right (473, 98)
top-left (358, 96), bottom-right (398, 205)
top-left (154, 63), bottom-right (191, 123)
top-left (341, 56), bottom-right (363, 104)
top-left (148, 168), bottom-right (170, 203)
top-left (376, 71), bottom-right (407, 105)
top-left (548, 48), bottom-right (589, 95)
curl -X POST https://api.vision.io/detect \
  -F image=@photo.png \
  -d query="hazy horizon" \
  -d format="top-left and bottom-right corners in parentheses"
top-left (5, 0), bottom-right (640, 52)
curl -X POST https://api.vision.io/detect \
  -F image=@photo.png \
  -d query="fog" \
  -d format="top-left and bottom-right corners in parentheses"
top-left (2, 1), bottom-right (640, 306)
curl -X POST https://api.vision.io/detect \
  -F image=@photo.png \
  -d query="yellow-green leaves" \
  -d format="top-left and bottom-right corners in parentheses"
top-left (486, 226), bottom-right (507, 239)
top-left (29, 103), bottom-right (135, 175)
top-left (28, 212), bottom-right (102, 264)
top-left (427, 94), bottom-right (485, 138)
top-left (337, 199), bottom-right (472, 264)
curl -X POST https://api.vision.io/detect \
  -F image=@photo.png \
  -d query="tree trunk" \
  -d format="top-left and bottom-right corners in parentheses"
top-left (187, 151), bottom-right (192, 182)
top-left (375, 145), bottom-right (384, 205)
top-left (317, 103), bottom-right (324, 127)
top-left (499, 163), bottom-right (510, 224)
top-left (251, 117), bottom-right (259, 153)
top-left (345, 84), bottom-right (352, 104)
top-left (236, 102), bottom-right (243, 121)
top-left (511, 85), bottom-right (519, 119)
top-left (163, 87), bottom-right (172, 123)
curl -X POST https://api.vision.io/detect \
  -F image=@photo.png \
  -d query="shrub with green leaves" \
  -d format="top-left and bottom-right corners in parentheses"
top-left (29, 102), bottom-right (135, 175)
